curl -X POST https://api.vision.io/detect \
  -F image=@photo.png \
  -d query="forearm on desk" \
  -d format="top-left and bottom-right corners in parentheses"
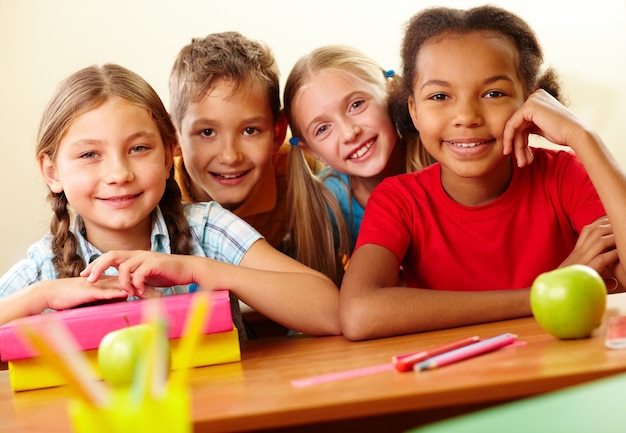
top-left (340, 286), bottom-right (532, 341)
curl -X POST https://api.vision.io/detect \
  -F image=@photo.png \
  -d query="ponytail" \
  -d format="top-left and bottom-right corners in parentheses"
top-left (286, 145), bottom-right (349, 286)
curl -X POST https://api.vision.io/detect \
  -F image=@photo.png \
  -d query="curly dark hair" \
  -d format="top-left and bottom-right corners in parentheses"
top-left (392, 5), bottom-right (562, 137)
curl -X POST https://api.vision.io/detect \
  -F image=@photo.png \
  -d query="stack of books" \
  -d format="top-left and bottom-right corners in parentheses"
top-left (0, 290), bottom-right (240, 391)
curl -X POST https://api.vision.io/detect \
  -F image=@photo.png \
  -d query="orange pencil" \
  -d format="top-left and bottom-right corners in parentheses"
top-left (393, 336), bottom-right (480, 372)
top-left (18, 322), bottom-right (109, 407)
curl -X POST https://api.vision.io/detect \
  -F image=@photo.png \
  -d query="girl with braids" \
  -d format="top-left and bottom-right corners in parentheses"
top-left (284, 45), bottom-right (430, 286)
top-left (0, 64), bottom-right (340, 338)
top-left (340, 5), bottom-right (626, 341)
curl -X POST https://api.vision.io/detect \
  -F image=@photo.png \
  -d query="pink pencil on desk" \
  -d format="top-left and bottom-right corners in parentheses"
top-left (416, 333), bottom-right (517, 371)
top-left (291, 336), bottom-right (483, 386)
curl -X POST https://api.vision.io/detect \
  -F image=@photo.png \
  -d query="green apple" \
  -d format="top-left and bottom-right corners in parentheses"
top-left (97, 323), bottom-right (171, 387)
top-left (530, 264), bottom-right (607, 339)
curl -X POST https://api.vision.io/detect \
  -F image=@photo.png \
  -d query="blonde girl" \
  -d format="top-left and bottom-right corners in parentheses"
top-left (284, 45), bottom-right (430, 285)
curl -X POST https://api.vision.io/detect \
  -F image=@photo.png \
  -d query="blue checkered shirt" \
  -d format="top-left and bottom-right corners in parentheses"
top-left (0, 202), bottom-right (262, 300)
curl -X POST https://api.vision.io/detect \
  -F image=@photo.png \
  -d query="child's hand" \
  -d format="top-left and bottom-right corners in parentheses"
top-left (559, 216), bottom-right (619, 273)
top-left (503, 89), bottom-right (590, 167)
top-left (81, 251), bottom-right (197, 294)
top-left (606, 259), bottom-right (626, 293)
top-left (43, 276), bottom-right (129, 311)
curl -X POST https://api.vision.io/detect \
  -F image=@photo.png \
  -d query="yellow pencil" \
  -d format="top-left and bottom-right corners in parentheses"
top-left (18, 322), bottom-right (109, 407)
top-left (145, 298), bottom-right (169, 399)
top-left (173, 290), bottom-right (212, 387)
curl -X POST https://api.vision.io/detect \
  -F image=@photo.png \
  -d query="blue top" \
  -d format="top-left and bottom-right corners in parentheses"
top-left (321, 169), bottom-right (364, 250)
top-left (0, 201), bottom-right (262, 300)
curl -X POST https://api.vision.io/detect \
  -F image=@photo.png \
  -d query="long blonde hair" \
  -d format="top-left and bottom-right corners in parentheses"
top-left (36, 63), bottom-right (192, 278)
top-left (283, 45), bottom-right (430, 285)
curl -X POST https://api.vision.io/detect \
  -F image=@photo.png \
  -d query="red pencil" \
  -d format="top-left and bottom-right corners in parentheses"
top-left (393, 336), bottom-right (481, 372)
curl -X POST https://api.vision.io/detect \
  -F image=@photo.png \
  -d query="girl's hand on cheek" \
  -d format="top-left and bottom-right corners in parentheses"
top-left (504, 89), bottom-right (589, 166)
top-left (502, 93), bottom-right (547, 167)
top-left (502, 119), bottom-right (534, 168)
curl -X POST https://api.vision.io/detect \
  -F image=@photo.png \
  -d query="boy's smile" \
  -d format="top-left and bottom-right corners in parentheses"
top-left (178, 78), bottom-right (280, 210)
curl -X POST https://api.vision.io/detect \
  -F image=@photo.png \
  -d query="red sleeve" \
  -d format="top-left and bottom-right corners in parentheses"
top-left (549, 150), bottom-right (606, 232)
top-left (355, 175), bottom-right (415, 262)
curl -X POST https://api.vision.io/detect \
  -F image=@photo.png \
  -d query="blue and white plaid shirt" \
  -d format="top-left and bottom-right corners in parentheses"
top-left (0, 201), bottom-right (262, 300)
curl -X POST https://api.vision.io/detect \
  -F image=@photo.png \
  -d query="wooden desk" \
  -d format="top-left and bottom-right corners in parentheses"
top-left (3, 294), bottom-right (626, 433)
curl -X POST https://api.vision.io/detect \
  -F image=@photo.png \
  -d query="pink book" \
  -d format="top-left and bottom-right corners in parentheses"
top-left (0, 290), bottom-right (232, 361)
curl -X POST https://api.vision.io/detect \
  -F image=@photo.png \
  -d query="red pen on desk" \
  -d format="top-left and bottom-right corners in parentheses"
top-left (393, 336), bottom-right (480, 372)
top-left (416, 333), bottom-right (517, 371)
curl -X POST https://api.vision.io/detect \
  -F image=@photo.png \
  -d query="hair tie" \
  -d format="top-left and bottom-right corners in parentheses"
top-left (289, 137), bottom-right (300, 147)
top-left (384, 69), bottom-right (395, 78)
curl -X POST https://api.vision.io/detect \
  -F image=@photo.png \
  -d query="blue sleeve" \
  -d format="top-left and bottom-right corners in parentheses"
top-left (322, 171), bottom-right (363, 247)
top-left (184, 202), bottom-right (263, 265)
top-left (0, 236), bottom-right (56, 299)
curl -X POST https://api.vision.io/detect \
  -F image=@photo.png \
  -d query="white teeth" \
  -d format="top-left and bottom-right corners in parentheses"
top-left (452, 142), bottom-right (479, 148)
top-left (350, 140), bottom-right (373, 159)
top-left (218, 173), bottom-right (243, 179)
top-left (109, 196), bottom-right (133, 201)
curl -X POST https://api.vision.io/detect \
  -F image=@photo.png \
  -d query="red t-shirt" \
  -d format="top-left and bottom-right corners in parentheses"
top-left (356, 148), bottom-right (605, 291)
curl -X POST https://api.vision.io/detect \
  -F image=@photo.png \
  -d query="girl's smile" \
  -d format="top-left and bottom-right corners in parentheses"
top-left (97, 193), bottom-right (142, 209)
top-left (347, 137), bottom-right (376, 160)
top-left (443, 137), bottom-right (497, 159)
top-left (444, 138), bottom-right (495, 149)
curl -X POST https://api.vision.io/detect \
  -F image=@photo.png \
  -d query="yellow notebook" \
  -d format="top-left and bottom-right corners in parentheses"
top-left (8, 328), bottom-right (240, 392)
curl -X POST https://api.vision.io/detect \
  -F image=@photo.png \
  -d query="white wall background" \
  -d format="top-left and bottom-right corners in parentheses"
top-left (1, 0), bottom-right (625, 274)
